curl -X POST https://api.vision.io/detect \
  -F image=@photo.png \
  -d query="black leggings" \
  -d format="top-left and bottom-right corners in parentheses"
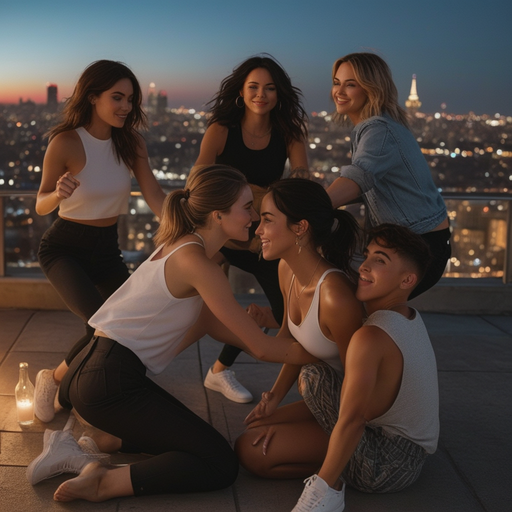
top-left (410, 227), bottom-right (452, 299)
top-left (217, 247), bottom-right (283, 367)
top-left (66, 337), bottom-right (239, 495)
top-left (38, 218), bottom-right (130, 364)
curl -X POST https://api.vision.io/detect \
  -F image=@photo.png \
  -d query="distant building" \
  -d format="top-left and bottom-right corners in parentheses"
top-left (405, 74), bottom-right (422, 114)
top-left (147, 82), bottom-right (157, 114)
top-left (47, 83), bottom-right (58, 111)
top-left (157, 91), bottom-right (168, 116)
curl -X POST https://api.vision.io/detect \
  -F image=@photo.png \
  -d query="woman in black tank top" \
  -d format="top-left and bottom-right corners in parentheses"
top-left (194, 54), bottom-right (309, 403)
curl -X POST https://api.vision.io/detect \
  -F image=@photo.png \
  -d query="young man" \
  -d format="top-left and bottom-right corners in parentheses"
top-left (293, 223), bottom-right (439, 511)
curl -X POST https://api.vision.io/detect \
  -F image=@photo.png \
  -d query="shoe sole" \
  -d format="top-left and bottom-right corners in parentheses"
top-left (34, 371), bottom-right (56, 423)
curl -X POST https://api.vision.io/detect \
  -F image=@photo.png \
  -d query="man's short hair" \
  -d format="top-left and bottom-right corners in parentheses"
top-left (366, 224), bottom-right (432, 281)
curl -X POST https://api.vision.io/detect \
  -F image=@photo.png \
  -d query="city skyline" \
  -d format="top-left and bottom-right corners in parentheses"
top-left (1, 0), bottom-right (511, 115)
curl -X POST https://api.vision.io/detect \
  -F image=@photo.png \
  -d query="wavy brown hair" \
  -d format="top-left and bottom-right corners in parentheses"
top-left (332, 53), bottom-right (409, 127)
top-left (46, 60), bottom-right (147, 167)
top-left (207, 54), bottom-right (308, 144)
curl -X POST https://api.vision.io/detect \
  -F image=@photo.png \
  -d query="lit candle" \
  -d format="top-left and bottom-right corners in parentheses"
top-left (17, 398), bottom-right (34, 425)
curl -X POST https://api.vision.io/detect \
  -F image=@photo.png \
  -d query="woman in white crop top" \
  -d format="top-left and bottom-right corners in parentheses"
top-left (235, 178), bottom-right (363, 478)
top-left (28, 165), bottom-right (319, 502)
top-left (34, 60), bottom-right (166, 424)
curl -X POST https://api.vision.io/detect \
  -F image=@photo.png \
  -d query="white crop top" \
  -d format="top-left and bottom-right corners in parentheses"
top-left (89, 241), bottom-right (204, 374)
top-left (58, 127), bottom-right (132, 220)
top-left (287, 268), bottom-right (344, 374)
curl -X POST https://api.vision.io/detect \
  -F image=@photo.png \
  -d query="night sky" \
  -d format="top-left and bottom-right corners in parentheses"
top-left (1, 0), bottom-right (511, 115)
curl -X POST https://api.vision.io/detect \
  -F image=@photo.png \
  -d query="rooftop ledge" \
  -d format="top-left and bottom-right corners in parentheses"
top-left (1, 276), bottom-right (511, 316)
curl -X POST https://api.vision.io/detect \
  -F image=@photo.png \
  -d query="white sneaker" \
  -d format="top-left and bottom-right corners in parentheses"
top-left (292, 474), bottom-right (345, 511)
top-left (26, 429), bottom-right (109, 485)
top-left (204, 367), bottom-right (253, 403)
top-left (34, 369), bottom-right (59, 423)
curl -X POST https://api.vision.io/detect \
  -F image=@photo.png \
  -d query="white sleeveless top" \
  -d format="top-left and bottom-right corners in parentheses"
top-left (366, 309), bottom-right (439, 454)
top-left (287, 268), bottom-right (344, 374)
top-left (89, 241), bottom-right (204, 374)
top-left (59, 127), bottom-right (132, 220)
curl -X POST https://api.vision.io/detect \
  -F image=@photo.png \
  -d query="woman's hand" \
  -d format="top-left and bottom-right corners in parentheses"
top-left (244, 391), bottom-right (278, 426)
top-left (246, 303), bottom-right (280, 329)
top-left (55, 172), bottom-right (80, 199)
top-left (250, 425), bottom-right (276, 456)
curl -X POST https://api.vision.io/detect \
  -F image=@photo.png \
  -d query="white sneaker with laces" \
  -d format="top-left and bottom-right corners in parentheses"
top-left (292, 474), bottom-right (345, 511)
top-left (26, 429), bottom-right (109, 485)
top-left (34, 369), bottom-right (59, 423)
top-left (204, 367), bottom-right (253, 403)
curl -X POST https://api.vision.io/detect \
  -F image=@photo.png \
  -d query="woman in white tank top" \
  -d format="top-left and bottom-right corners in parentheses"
top-left (236, 178), bottom-right (363, 478)
top-left (34, 60), bottom-right (166, 423)
top-left (28, 165), bottom-right (319, 502)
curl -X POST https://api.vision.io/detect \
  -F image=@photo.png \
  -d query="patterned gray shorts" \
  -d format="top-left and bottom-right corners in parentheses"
top-left (299, 362), bottom-right (428, 493)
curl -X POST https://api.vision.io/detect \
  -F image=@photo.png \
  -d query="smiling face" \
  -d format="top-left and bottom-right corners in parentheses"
top-left (240, 67), bottom-right (278, 116)
top-left (356, 240), bottom-right (417, 307)
top-left (90, 78), bottom-right (134, 133)
top-left (220, 185), bottom-right (259, 242)
top-left (255, 193), bottom-right (297, 261)
top-left (332, 62), bottom-right (367, 125)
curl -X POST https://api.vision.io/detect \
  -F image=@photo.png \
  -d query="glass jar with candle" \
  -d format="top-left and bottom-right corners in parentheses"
top-left (15, 362), bottom-right (35, 425)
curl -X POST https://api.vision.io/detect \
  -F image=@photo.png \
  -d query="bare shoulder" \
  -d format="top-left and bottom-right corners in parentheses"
top-left (45, 130), bottom-right (84, 173)
top-left (49, 130), bottom-right (81, 152)
top-left (350, 324), bottom-right (394, 353)
top-left (320, 270), bottom-right (358, 309)
top-left (195, 123), bottom-right (228, 165)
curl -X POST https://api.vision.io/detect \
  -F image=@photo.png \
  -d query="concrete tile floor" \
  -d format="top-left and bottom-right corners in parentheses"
top-left (0, 303), bottom-right (511, 512)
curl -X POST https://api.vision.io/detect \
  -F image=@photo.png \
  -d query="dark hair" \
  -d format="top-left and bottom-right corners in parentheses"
top-left (47, 60), bottom-right (147, 167)
top-left (154, 165), bottom-right (248, 247)
top-left (267, 178), bottom-right (360, 278)
top-left (207, 54), bottom-right (308, 144)
top-left (366, 224), bottom-right (432, 280)
top-left (332, 52), bottom-right (409, 127)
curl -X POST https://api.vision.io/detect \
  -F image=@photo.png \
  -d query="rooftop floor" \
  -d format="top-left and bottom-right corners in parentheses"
top-left (0, 297), bottom-right (511, 512)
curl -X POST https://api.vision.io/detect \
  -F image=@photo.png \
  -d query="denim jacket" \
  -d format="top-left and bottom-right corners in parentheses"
top-left (339, 114), bottom-right (447, 234)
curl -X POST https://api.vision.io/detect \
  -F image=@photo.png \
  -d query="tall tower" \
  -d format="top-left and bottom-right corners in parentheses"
top-left (405, 74), bottom-right (421, 114)
top-left (47, 83), bottom-right (58, 111)
top-left (147, 82), bottom-right (157, 114)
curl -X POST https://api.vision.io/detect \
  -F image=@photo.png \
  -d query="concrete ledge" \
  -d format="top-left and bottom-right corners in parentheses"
top-left (0, 277), bottom-right (67, 310)
top-left (410, 278), bottom-right (512, 315)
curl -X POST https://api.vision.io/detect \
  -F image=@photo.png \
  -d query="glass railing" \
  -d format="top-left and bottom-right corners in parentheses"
top-left (1, 190), bottom-right (511, 285)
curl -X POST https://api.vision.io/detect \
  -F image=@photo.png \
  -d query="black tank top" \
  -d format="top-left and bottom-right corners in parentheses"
top-left (215, 124), bottom-right (287, 187)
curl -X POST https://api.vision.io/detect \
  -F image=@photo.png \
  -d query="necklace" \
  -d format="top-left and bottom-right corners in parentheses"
top-left (192, 232), bottom-right (205, 247)
top-left (242, 126), bottom-right (271, 148)
top-left (294, 258), bottom-right (322, 300)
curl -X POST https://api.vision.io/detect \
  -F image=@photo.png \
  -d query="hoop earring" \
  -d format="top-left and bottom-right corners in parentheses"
top-left (236, 96), bottom-right (244, 108)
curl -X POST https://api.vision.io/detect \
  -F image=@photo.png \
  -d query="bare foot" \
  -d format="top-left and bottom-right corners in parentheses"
top-left (54, 462), bottom-right (107, 502)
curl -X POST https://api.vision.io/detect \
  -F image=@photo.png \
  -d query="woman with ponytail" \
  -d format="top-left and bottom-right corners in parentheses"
top-left (235, 178), bottom-right (363, 480)
top-left (27, 165), bottom-right (318, 503)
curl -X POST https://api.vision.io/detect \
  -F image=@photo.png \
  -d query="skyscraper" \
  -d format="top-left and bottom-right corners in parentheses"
top-left (46, 83), bottom-right (58, 111)
top-left (405, 74), bottom-right (421, 114)
top-left (147, 82), bottom-right (157, 114)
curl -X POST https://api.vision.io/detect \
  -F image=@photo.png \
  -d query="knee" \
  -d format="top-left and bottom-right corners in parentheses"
top-left (235, 430), bottom-right (274, 478)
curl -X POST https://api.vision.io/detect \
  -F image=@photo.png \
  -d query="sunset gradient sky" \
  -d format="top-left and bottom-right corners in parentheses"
top-left (1, 0), bottom-right (511, 115)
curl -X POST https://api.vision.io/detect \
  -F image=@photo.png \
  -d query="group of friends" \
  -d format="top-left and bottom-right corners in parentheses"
top-left (25, 52), bottom-right (450, 511)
